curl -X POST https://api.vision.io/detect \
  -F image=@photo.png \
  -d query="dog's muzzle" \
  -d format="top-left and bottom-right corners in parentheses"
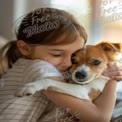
top-left (75, 71), bottom-right (87, 80)
top-left (74, 70), bottom-right (88, 83)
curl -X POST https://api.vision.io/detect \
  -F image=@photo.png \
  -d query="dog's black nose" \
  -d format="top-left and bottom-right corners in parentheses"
top-left (75, 71), bottom-right (87, 79)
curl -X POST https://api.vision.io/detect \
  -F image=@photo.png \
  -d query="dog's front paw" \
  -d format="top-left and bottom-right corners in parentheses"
top-left (15, 84), bottom-right (37, 97)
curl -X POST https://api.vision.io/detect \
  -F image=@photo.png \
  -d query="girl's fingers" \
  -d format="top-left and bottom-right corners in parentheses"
top-left (103, 69), bottom-right (122, 76)
top-left (110, 76), bottom-right (122, 81)
top-left (110, 71), bottom-right (122, 76)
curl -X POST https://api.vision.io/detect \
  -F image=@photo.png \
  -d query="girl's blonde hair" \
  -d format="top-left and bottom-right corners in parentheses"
top-left (0, 8), bottom-right (87, 75)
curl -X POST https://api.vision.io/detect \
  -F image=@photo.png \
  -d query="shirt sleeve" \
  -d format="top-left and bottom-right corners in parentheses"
top-left (23, 60), bottom-right (63, 82)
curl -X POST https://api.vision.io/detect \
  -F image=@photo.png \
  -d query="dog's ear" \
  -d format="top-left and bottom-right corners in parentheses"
top-left (99, 42), bottom-right (122, 52)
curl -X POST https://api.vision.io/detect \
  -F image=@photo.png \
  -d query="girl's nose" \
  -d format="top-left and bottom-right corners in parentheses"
top-left (63, 57), bottom-right (72, 68)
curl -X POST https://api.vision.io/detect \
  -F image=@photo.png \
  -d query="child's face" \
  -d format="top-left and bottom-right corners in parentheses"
top-left (30, 36), bottom-right (85, 73)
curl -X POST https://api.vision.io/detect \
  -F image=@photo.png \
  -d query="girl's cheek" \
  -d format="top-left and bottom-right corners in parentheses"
top-left (51, 59), bottom-right (62, 66)
top-left (44, 58), bottom-right (62, 66)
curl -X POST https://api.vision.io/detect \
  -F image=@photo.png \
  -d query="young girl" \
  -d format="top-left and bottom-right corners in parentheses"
top-left (0, 8), bottom-right (122, 122)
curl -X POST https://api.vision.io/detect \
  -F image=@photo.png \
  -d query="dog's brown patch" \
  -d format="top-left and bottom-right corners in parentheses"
top-left (88, 88), bottom-right (101, 101)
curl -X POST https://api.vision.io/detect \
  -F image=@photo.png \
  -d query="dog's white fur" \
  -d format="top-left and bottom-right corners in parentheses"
top-left (16, 75), bottom-right (109, 101)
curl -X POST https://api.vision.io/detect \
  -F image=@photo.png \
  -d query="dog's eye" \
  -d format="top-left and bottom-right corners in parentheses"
top-left (71, 59), bottom-right (78, 64)
top-left (91, 60), bottom-right (101, 65)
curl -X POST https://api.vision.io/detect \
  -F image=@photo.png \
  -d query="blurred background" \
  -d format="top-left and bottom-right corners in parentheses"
top-left (0, 0), bottom-right (122, 44)
top-left (0, 0), bottom-right (122, 93)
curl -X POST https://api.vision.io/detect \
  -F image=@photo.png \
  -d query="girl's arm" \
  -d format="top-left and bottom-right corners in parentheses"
top-left (44, 80), bottom-right (117, 122)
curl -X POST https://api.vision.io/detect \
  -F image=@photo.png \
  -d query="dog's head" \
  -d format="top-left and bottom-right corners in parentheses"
top-left (70, 42), bottom-right (122, 84)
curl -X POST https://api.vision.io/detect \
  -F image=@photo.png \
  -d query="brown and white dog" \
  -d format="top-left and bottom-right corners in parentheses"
top-left (68, 41), bottom-right (122, 101)
top-left (16, 42), bottom-right (122, 101)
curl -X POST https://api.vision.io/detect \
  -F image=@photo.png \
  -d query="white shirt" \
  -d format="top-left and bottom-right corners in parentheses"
top-left (0, 58), bottom-right (63, 122)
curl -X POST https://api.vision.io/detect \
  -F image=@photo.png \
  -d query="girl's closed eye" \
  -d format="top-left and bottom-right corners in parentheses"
top-left (48, 50), bottom-right (64, 57)
top-left (49, 53), bottom-right (63, 57)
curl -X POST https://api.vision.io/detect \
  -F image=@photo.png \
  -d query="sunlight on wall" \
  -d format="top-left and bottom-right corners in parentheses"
top-left (13, 0), bottom-right (27, 22)
top-left (101, 0), bottom-right (122, 16)
top-left (101, 21), bottom-right (122, 43)
top-left (51, 0), bottom-right (91, 42)
top-left (100, 0), bottom-right (122, 43)
top-left (51, 0), bottom-right (89, 17)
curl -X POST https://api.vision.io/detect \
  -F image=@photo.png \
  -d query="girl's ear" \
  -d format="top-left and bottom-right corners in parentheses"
top-left (17, 40), bottom-right (31, 56)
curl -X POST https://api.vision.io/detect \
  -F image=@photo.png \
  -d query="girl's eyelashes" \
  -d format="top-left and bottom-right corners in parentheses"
top-left (49, 53), bottom-right (62, 57)
top-left (52, 54), bottom-right (62, 57)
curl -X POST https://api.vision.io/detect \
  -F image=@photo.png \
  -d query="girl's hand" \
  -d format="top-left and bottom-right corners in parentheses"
top-left (103, 64), bottom-right (122, 81)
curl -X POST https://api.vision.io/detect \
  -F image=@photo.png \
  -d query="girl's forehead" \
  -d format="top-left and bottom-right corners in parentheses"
top-left (46, 36), bottom-right (85, 51)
